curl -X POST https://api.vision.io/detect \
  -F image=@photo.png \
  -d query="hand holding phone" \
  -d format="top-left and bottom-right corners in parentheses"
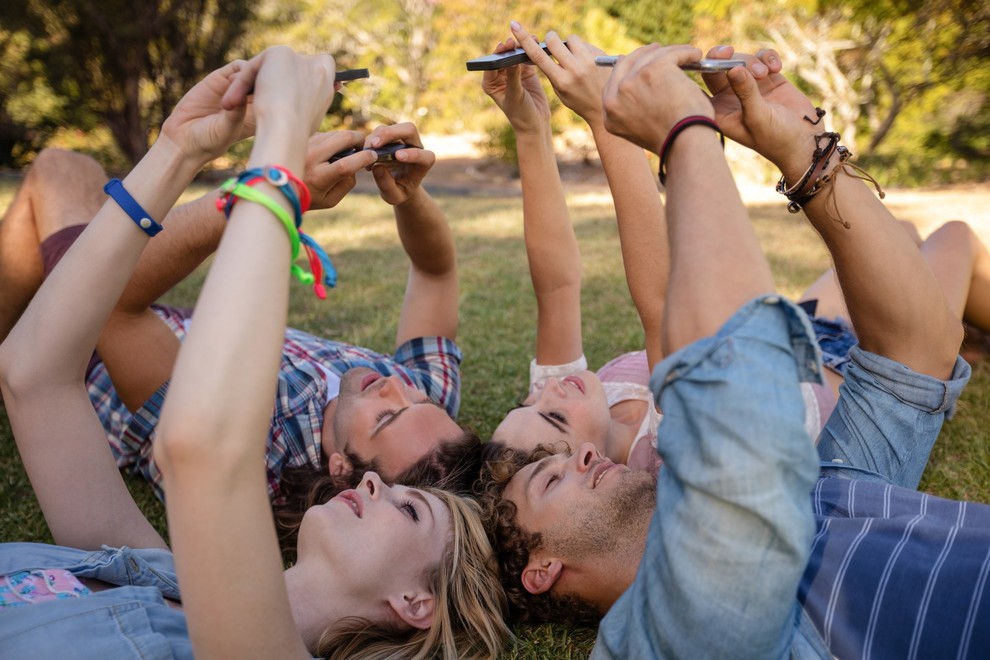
top-left (466, 42), bottom-right (566, 71)
top-left (328, 142), bottom-right (414, 163)
top-left (594, 55), bottom-right (746, 71)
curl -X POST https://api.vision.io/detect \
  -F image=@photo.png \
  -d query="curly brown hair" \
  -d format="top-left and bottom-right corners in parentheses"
top-left (474, 442), bottom-right (604, 627)
top-left (274, 426), bottom-right (483, 560)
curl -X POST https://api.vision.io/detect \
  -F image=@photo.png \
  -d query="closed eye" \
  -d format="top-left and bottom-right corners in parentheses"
top-left (545, 474), bottom-right (559, 491)
top-left (400, 500), bottom-right (420, 522)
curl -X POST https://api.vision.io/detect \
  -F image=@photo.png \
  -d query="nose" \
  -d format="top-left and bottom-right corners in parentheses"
top-left (378, 375), bottom-right (412, 404)
top-left (574, 443), bottom-right (598, 474)
top-left (362, 471), bottom-right (385, 500)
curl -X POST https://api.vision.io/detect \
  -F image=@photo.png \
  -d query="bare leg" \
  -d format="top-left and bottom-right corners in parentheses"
top-left (0, 149), bottom-right (108, 341)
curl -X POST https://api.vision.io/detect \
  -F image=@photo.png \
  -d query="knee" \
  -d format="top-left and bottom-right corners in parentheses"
top-left (28, 149), bottom-right (106, 188)
top-left (928, 220), bottom-right (978, 258)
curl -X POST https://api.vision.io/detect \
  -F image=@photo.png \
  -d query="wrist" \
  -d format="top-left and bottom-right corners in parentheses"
top-left (148, 134), bottom-right (211, 183)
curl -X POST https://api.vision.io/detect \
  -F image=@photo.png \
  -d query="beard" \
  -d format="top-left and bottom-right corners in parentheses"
top-left (543, 471), bottom-right (656, 562)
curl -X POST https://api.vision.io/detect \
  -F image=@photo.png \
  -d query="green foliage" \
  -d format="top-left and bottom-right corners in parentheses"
top-left (595, 0), bottom-right (695, 44)
top-left (0, 0), bottom-right (255, 165)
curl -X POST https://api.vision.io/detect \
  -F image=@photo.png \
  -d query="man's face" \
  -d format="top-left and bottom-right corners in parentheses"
top-left (503, 442), bottom-right (656, 567)
top-left (330, 367), bottom-right (461, 480)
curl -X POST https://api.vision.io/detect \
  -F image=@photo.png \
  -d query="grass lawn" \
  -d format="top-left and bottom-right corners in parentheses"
top-left (0, 180), bottom-right (987, 657)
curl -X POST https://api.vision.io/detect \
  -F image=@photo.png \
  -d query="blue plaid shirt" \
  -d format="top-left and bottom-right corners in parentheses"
top-left (88, 304), bottom-right (463, 501)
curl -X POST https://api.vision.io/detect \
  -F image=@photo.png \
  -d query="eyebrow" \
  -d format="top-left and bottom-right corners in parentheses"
top-left (371, 406), bottom-right (410, 439)
top-left (526, 455), bottom-right (555, 499)
top-left (538, 412), bottom-right (565, 433)
top-left (408, 488), bottom-right (436, 527)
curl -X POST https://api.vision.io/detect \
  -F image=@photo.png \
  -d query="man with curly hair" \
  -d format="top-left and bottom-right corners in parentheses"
top-left (479, 28), bottom-right (990, 658)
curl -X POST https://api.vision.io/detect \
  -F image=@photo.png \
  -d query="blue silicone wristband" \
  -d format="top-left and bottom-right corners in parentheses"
top-left (103, 178), bottom-right (164, 237)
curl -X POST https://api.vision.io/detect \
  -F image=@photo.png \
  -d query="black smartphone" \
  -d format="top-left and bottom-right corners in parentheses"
top-left (328, 143), bottom-right (414, 163)
top-left (466, 42), bottom-right (566, 71)
top-left (593, 55), bottom-right (746, 71)
top-left (335, 68), bottom-right (370, 82)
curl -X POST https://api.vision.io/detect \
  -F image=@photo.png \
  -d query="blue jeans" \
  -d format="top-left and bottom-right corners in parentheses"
top-left (592, 296), bottom-right (970, 659)
top-left (0, 544), bottom-right (191, 659)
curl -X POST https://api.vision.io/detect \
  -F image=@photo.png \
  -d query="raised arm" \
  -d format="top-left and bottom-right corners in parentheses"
top-left (482, 35), bottom-right (583, 365)
top-left (0, 56), bottom-right (258, 551)
top-left (512, 24), bottom-right (668, 368)
top-left (152, 47), bottom-right (337, 659)
top-left (603, 45), bottom-right (774, 353)
top-left (97, 131), bottom-right (375, 412)
top-left (705, 47), bottom-right (962, 378)
top-left (359, 122), bottom-right (461, 348)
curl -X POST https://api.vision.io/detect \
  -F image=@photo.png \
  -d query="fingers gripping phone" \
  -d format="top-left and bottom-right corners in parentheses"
top-left (465, 42), bottom-right (566, 71)
top-left (328, 142), bottom-right (413, 164)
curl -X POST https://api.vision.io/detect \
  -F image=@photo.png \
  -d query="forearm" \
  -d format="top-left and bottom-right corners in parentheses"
top-left (159, 122), bottom-right (304, 452)
top-left (512, 128), bottom-right (582, 363)
top-left (394, 187), bottom-right (455, 278)
top-left (784, 155), bottom-right (962, 378)
top-left (591, 123), bottom-right (668, 367)
top-left (663, 129), bottom-right (774, 354)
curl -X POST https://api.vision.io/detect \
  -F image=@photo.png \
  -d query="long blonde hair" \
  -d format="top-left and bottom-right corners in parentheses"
top-left (315, 489), bottom-right (511, 659)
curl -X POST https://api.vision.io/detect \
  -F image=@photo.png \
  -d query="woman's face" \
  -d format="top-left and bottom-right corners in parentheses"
top-left (492, 370), bottom-right (612, 455)
top-left (298, 472), bottom-right (450, 600)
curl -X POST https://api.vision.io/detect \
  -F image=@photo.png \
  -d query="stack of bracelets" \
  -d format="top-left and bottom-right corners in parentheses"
top-left (775, 131), bottom-right (850, 214)
top-left (216, 166), bottom-right (336, 299)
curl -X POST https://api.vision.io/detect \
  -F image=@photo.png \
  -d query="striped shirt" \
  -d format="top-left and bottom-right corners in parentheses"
top-left (800, 476), bottom-right (990, 658)
top-left (88, 304), bottom-right (463, 501)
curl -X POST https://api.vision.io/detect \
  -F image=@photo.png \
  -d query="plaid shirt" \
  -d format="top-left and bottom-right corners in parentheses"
top-left (88, 304), bottom-right (462, 501)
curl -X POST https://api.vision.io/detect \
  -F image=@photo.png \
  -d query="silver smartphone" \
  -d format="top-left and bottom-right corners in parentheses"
top-left (594, 55), bottom-right (745, 71)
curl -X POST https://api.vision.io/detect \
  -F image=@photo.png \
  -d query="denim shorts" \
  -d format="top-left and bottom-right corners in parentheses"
top-left (810, 315), bottom-right (857, 376)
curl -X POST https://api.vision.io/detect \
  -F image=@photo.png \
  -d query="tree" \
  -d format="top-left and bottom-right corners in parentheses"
top-left (0, 0), bottom-right (254, 165)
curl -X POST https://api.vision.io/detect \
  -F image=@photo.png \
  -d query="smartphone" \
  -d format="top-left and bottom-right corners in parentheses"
top-left (335, 68), bottom-right (370, 82)
top-left (466, 42), bottom-right (566, 71)
top-left (594, 55), bottom-right (746, 71)
top-left (328, 143), bottom-right (413, 163)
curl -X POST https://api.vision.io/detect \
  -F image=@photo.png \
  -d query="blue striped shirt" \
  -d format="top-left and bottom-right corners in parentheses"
top-left (800, 477), bottom-right (990, 658)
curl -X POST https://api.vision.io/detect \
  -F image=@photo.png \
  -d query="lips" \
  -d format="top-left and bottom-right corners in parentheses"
top-left (334, 490), bottom-right (364, 518)
top-left (360, 372), bottom-right (381, 392)
top-left (563, 375), bottom-right (586, 395)
top-left (591, 460), bottom-right (615, 489)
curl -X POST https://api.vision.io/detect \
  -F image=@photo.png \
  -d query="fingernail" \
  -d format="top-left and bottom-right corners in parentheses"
top-left (753, 63), bottom-right (768, 76)
top-left (510, 20), bottom-right (520, 30)
top-left (547, 30), bottom-right (558, 40)
top-left (371, 136), bottom-right (381, 147)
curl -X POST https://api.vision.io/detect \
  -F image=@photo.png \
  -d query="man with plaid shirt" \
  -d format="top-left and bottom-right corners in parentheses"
top-left (0, 123), bottom-right (477, 501)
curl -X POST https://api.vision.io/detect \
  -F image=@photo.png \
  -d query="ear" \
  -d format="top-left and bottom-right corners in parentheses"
top-left (327, 451), bottom-right (352, 477)
top-left (388, 590), bottom-right (436, 630)
top-left (521, 557), bottom-right (563, 595)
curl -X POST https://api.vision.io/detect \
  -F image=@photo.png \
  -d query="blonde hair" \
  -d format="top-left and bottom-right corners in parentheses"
top-left (315, 489), bottom-right (511, 659)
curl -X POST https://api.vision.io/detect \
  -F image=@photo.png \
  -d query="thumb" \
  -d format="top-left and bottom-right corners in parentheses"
top-left (726, 66), bottom-right (770, 125)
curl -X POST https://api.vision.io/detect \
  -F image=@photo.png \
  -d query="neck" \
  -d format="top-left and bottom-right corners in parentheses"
top-left (603, 399), bottom-right (648, 465)
top-left (561, 550), bottom-right (642, 613)
top-left (284, 561), bottom-right (381, 652)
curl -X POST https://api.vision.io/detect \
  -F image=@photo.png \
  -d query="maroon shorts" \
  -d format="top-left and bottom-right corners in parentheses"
top-left (40, 224), bottom-right (86, 277)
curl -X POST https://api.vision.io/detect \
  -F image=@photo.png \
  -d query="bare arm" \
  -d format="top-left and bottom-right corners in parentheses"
top-left (358, 122), bottom-right (461, 348)
top-left (706, 47), bottom-right (962, 378)
top-left (514, 25), bottom-right (668, 368)
top-left (153, 47), bottom-right (334, 659)
top-left (603, 45), bottom-right (775, 353)
top-left (98, 132), bottom-right (375, 412)
top-left (0, 56), bottom-right (259, 551)
top-left (483, 35), bottom-right (583, 365)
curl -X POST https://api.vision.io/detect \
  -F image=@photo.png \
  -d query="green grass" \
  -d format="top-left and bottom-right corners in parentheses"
top-left (0, 181), bottom-right (988, 657)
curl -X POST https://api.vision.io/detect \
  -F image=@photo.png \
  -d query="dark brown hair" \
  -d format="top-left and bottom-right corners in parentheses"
top-left (474, 442), bottom-right (604, 627)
